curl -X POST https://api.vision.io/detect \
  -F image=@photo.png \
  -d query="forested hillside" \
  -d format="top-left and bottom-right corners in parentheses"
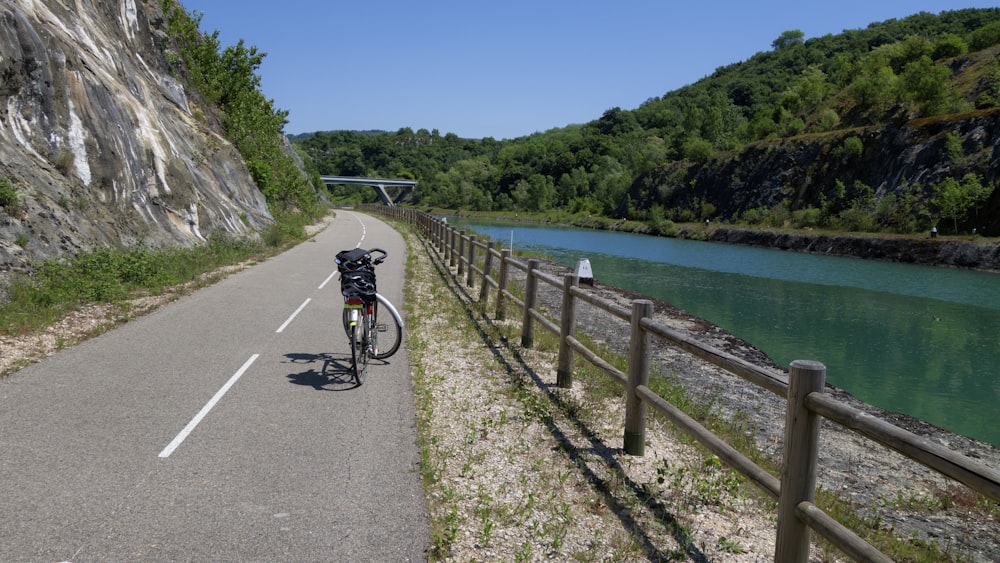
top-left (296, 8), bottom-right (1000, 236)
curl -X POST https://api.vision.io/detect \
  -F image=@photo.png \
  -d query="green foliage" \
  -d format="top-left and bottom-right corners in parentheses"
top-left (0, 178), bottom-right (23, 215)
top-left (931, 33), bottom-right (968, 59)
top-left (682, 137), bottom-right (714, 163)
top-left (841, 136), bottom-right (864, 159)
top-left (791, 206), bottom-right (824, 228)
top-left (976, 60), bottom-right (1000, 108)
top-left (968, 20), bottom-right (1000, 50)
top-left (0, 232), bottom-right (268, 336)
top-left (645, 205), bottom-right (676, 236)
top-left (899, 55), bottom-right (962, 116)
top-left (851, 66), bottom-right (900, 117)
top-left (944, 132), bottom-right (965, 164)
top-left (261, 208), bottom-right (311, 246)
top-left (772, 30), bottom-right (805, 50)
top-left (291, 8), bottom-right (1000, 233)
top-left (931, 173), bottom-right (994, 233)
top-left (160, 0), bottom-right (318, 217)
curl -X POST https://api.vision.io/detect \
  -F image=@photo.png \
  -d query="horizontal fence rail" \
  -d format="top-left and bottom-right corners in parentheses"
top-left (361, 204), bottom-right (1000, 562)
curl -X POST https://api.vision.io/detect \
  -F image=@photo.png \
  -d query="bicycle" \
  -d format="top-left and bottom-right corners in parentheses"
top-left (336, 248), bottom-right (404, 385)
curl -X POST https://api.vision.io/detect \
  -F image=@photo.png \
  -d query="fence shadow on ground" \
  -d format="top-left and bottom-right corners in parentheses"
top-left (418, 234), bottom-right (709, 562)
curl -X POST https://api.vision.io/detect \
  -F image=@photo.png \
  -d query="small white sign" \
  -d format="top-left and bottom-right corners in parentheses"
top-left (575, 259), bottom-right (594, 285)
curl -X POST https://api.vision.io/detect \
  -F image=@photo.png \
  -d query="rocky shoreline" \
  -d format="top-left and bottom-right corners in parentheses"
top-left (703, 226), bottom-right (1000, 272)
top-left (449, 212), bottom-right (1000, 271)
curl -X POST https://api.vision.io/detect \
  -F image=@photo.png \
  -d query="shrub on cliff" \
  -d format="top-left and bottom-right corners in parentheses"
top-left (160, 0), bottom-right (319, 218)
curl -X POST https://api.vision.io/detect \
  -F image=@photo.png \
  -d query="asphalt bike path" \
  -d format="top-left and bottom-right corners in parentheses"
top-left (0, 211), bottom-right (428, 560)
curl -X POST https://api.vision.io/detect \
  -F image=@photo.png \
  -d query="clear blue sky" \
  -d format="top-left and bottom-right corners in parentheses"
top-left (181, 1), bottom-right (998, 140)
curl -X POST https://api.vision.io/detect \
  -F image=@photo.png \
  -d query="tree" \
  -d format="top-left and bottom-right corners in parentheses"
top-left (791, 66), bottom-right (834, 114)
top-left (682, 137), bottom-right (713, 163)
top-left (289, 8), bottom-right (1000, 228)
top-left (773, 30), bottom-right (805, 50)
top-left (900, 55), bottom-right (955, 116)
top-left (841, 136), bottom-right (864, 159)
top-left (432, 157), bottom-right (495, 210)
top-left (851, 66), bottom-right (900, 117)
top-left (931, 33), bottom-right (967, 59)
top-left (932, 174), bottom-right (994, 233)
top-left (969, 20), bottom-right (1000, 50)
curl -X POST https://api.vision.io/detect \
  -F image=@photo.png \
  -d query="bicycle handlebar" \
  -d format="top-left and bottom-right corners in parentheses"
top-left (367, 248), bottom-right (387, 265)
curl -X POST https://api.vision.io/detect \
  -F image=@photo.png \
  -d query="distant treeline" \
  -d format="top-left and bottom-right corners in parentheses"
top-left (297, 9), bottom-right (1000, 233)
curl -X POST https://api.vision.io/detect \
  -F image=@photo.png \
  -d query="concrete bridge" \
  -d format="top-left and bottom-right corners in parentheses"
top-left (320, 176), bottom-right (418, 207)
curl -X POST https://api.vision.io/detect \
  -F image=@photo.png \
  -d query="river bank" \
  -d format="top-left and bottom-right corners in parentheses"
top-left (700, 226), bottom-right (1000, 272)
top-left (440, 211), bottom-right (1000, 272)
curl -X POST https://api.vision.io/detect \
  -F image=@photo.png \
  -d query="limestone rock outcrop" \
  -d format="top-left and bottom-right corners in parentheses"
top-left (0, 0), bottom-right (272, 279)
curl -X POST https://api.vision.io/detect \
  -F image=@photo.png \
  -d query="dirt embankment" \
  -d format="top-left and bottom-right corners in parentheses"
top-left (704, 227), bottom-right (1000, 272)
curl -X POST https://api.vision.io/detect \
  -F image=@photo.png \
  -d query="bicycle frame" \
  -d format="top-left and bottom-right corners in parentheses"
top-left (337, 247), bottom-right (403, 384)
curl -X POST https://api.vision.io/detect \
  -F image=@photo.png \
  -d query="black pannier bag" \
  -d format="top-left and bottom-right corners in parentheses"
top-left (337, 248), bottom-right (377, 299)
top-left (336, 248), bottom-right (372, 273)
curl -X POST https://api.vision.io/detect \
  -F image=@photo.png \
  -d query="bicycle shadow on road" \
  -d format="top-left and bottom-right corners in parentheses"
top-left (283, 352), bottom-right (359, 391)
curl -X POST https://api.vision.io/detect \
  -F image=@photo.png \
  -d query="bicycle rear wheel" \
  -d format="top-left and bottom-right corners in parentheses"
top-left (349, 317), bottom-right (369, 385)
top-left (371, 298), bottom-right (402, 360)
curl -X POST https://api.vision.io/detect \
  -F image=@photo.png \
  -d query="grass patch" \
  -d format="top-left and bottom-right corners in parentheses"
top-left (815, 488), bottom-right (970, 562)
top-left (0, 178), bottom-right (24, 216)
top-left (0, 211), bottom-right (322, 337)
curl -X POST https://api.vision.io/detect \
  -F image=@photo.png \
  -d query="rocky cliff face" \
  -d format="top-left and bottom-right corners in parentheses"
top-left (0, 0), bottom-right (271, 279)
top-left (632, 108), bottom-right (1000, 235)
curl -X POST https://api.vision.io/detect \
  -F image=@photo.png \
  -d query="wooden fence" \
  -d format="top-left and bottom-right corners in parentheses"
top-left (365, 205), bottom-right (1000, 562)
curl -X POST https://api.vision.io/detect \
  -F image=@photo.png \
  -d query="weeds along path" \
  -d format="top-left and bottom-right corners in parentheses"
top-left (402, 227), bottom-right (781, 561)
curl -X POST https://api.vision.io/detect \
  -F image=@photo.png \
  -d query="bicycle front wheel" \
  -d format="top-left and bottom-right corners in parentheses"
top-left (371, 298), bottom-right (402, 360)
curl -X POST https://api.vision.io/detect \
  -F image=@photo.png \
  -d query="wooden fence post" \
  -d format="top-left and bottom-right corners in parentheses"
top-left (521, 259), bottom-right (541, 348)
top-left (479, 241), bottom-right (498, 302)
top-left (556, 274), bottom-right (579, 388)
top-left (624, 299), bottom-right (654, 456)
top-left (496, 249), bottom-right (510, 320)
top-left (443, 225), bottom-right (449, 262)
top-left (776, 360), bottom-right (827, 563)
top-left (457, 231), bottom-right (466, 275)
top-left (467, 235), bottom-right (477, 287)
top-left (449, 228), bottom-right (458, 268)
